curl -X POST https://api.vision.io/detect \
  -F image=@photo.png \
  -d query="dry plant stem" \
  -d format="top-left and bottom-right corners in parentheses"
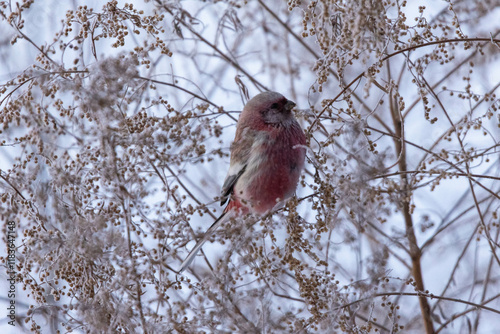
top-left (375, 170), bottom-right (500, 182)
top-left (124, 204), bottom-right (148, 333)
top-left (339, 292), bottom-right (500, 317)
top-left (423, 194), bottom-right (491, 252)
top-left (258, 0), bottom-right (395, 135)
top-left (310, 37), bottom-right (500, 132)
top-left (402, 30), bottom-right (500, 119)
top-left (0, 11), bottom-right (59, 68)
top-left (163, 163), bottom-right (215, 273)
top-left (155, 0), bottom-right (268, 92)
top-left (389, 94), bottom-right (434, 333)
top-left (108, 135), bottom-right (148, 331)
top-left (434, 293), bottom-right (500, 334)
top-left (431, 224), bottom-right (479, 312)
top-left (223, 289), bottom-right (260, 333)
top-left (367, 126), bottom-right (500, 201)
top-left (473, 219), bottom-right (500, 332)
top-left (422, 75), bottom-right (500, 266)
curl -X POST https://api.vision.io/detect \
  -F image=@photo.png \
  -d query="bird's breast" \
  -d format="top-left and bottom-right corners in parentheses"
top-left (233, 125), bottom-right (306, 214)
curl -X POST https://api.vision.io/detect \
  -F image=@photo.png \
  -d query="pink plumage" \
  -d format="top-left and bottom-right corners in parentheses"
top-left (179, 92), bottom-right (306, 272)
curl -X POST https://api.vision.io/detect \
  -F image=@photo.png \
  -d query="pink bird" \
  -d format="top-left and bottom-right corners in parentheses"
top-left (179, 92), bottom-right (306, 272)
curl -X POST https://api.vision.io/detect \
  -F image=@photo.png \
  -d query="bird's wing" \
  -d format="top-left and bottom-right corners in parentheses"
top-left (220, 127), bottom-right (256, 205)
top-left (220, 163), bottom-right (246, 205)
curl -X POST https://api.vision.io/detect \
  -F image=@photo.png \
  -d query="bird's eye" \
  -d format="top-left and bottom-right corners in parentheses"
top-left (271, 103), bottom-right (279, 109)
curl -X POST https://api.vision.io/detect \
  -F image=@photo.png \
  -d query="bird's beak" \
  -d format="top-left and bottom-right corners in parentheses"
top-left (285, 100), bottom-right (296, 111)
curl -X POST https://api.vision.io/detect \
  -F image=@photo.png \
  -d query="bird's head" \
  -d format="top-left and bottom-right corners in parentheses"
top-left (242, 92), bottom-right (297, 129)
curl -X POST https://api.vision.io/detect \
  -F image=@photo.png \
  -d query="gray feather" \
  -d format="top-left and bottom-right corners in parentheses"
top-left (179, 212), bottom-right (229, 273)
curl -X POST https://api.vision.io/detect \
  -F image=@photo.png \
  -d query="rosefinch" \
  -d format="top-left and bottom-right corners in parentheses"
top-left (179, 91), bottom-right (306, 272)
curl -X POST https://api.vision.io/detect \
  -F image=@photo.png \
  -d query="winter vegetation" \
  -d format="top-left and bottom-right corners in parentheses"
top-left (0, 0), bottom-right (499, 333)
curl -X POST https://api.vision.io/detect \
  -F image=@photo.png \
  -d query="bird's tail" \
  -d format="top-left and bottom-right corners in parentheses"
top-left (179, 212), bottom-right (229, 273)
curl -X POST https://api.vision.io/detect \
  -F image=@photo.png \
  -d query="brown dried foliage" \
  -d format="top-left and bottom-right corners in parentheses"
top-left (0, 0), bottom-right (499, 333)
